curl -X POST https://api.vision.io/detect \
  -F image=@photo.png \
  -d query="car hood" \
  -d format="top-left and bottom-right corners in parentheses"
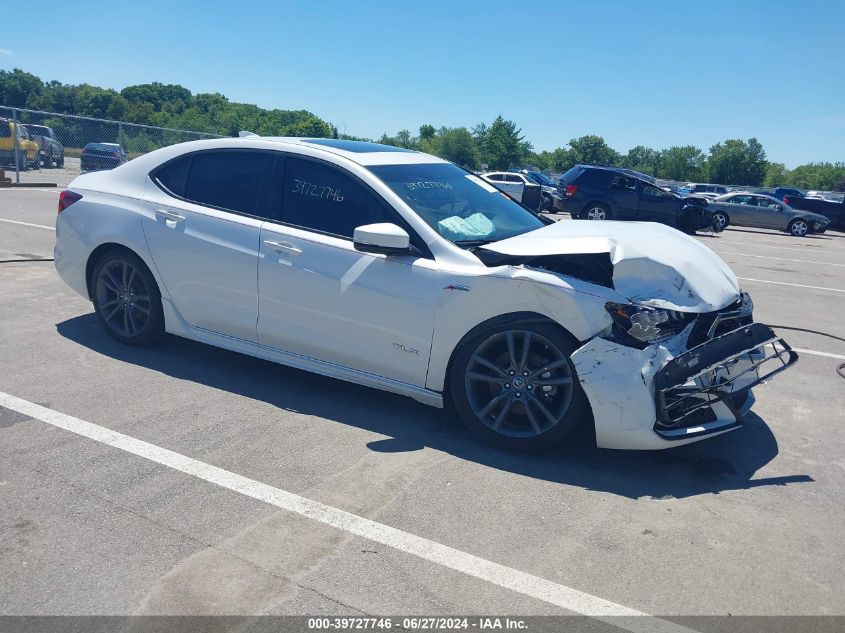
top-left (479, 220), bottom-right (740, 312)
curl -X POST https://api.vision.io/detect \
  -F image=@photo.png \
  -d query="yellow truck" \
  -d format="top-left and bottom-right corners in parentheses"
top-left (0, 118), bottom-right (40, 171)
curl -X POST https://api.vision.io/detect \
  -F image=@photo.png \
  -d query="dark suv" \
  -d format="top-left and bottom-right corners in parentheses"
top-left (557, 165), bottom-right (715, 233)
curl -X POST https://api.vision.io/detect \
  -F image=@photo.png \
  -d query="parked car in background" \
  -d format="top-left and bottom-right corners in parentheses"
top-left (0, 118), bottom-right (40, 171)
top-left (709, 192), bottom-right (830, 236)
top-left (768, 187), bottom-right (804, 203)
top-left (784, 194), bottom-right (845, 232)
top-left (557, 165), bottom-right (716, 233)
top-left (682, 183), bottom-right (729, 197)
top-left (481, 171), bottom-right (525, 201)
top-left (23, 124), bottom-right (64, 167)
top-left (53, 136), bottom-right (795, 450)
top-left (80, 143), bottom-right (128, 172)
top-left (518, 169), bottom-right (561, 211)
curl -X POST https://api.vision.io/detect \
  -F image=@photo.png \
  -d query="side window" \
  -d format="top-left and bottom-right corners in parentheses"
top-left (281, 157), bottom-right (396, 239)
top-left (486, 174), bottom-right (503, 181)
top-left (0, 122), bottom-right (11, 138)
top-left (730, 195), bottom-right (752, 205)
top-left (504, 174), bottom-right (522, 183)
top-left (642, 185), bottom-right (667, 197)
top-left (184, 150), bottom-right (274, 216)
top-left (154, 154), bottom-right (192, 198)
top-left (611, 174), bottom-right (636, 190)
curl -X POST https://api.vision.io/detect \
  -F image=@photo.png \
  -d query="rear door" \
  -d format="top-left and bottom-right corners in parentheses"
top-left (142, 149), bottom-right (275, 341)
top-left (637, 183), bottom-right (678, 224)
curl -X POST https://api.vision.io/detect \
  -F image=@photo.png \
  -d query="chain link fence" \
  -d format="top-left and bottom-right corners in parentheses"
top-left (0, 106), bottom-right (224, 187)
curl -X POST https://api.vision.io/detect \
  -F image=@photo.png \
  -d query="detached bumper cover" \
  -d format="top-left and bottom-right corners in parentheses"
top-left (572, 322), bottom-right (797, 450)
top-left (655, 323), bottom-right (797, 435)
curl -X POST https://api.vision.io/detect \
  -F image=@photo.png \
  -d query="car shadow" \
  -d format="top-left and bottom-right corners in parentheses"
top-left (57, 314), bottom-right (813, 501)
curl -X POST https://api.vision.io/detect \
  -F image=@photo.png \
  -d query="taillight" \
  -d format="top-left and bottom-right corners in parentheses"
top-left (58, 190), bottom-right (82, 213)
top-left (111, 152), bottom-right (119, 159)
top-left (565, 184), bottom-right (577, 198)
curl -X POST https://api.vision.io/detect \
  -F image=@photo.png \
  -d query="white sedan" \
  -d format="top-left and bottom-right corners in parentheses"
top-left (54, 137), bottom-right (796, 450)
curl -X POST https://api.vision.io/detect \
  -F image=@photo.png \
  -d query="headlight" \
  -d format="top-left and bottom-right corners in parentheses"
top-left (605, 303), bottom-right (693, 345)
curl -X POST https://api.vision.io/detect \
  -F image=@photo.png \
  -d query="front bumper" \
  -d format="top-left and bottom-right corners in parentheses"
top-left (571, 320), bottom-right (797, 450)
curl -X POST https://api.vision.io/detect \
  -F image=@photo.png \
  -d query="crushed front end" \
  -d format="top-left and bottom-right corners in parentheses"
top-left (571, 292), bottom-right (798, 450)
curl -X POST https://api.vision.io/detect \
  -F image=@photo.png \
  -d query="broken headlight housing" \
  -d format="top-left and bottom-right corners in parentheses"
top-left (605, 303), bottom-right (693, 346)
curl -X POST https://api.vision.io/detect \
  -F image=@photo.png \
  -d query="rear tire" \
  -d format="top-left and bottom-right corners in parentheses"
top-left (91, 250), bottom-right (165, 346)
top-left (583, 204), bottom-right (610, 221)
top-left (450, 321), bottom-right (589, 452)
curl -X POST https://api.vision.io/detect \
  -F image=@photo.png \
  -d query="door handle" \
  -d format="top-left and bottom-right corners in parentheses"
top-left (156, 209), bottom-right (186, 223)
top-left (263, 240), bottom-right (302, 257)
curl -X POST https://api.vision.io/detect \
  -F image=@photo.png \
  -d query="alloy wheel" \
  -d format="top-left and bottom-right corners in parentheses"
top-left (712, 213), bottom-right (728, 230)
top-left (586, 207), bottom-right (607, 220)
top-left (790, 220), bottom-right (808, 237)
top-left (95, 258), bottom-right (152, 338)
top-left (464, 330), bottom-right (575, 438)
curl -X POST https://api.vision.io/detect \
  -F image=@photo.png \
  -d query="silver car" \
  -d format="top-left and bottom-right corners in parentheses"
top-left (709, 192), bottom-right (831, 236)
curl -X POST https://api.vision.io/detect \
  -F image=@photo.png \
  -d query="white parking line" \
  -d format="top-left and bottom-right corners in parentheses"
top-left (0, 391), bottom-right (693, 633)
top-left (0, 218), bottom-right (55, 231)
top-left (718, 251), bottom-right (845, 268)
top-left (714, 240), bottom-right (845, 256)
top-left (793, 348), bottom-right (845, 361)
top-left (737, 277), bottom-right (844, 293)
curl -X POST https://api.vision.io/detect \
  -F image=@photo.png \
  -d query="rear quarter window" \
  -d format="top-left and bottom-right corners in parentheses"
top-left (153, 154), bottom-right (192, 198)
top-left (577, 169), bottom-right (608, 188)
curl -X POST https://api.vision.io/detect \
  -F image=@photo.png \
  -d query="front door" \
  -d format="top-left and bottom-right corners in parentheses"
top-left (637, 183), bottom-right (678, 224)
top-left (256, 155), bottom-right (442, 387)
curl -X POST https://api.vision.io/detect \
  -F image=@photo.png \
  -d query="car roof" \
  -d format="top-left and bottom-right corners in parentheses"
top-left (260, 137), bottom-right (448, 166)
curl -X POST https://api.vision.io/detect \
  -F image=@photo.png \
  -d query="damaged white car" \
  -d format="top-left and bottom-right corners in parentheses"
top-left (54, 138), bottom-right (797, 450)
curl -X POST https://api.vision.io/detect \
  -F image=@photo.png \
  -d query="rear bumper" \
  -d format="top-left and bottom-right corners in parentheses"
top-left (571, 322), bottom-right (797, 450)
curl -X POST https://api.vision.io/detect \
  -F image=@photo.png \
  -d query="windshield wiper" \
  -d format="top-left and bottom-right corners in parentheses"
top-left (454, 239), bottom-right (497, 248)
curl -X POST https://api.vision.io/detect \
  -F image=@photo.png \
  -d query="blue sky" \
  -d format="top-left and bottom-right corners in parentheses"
top-left (2, 0), bottom-right (843, 167)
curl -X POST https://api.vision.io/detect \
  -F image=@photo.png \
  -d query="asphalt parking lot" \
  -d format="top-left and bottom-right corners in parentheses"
top-left (1, 157), bottom-right (81, 187)
top-left (1, 189), bottom-right (844, 625)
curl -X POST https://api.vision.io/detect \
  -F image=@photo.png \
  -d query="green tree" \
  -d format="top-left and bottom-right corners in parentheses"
top-left (419, 124), bottom-right (436, 142)
top-left (705, 138), bottom-right (767, 186)
top-left (480, 116), bottom-right (529, 170)
top-left (564, 135), bottom-right (620, 168)
top-left (621, 145), bottom-right (662, 175)
top-left (436, 127), bottom-right (480, 168)
top-left (659, 145), bottom-right (706, 181)
top-left (0, 68), bottom-right (42, 107)
top-left (763, 162), bottom-right (789, 187)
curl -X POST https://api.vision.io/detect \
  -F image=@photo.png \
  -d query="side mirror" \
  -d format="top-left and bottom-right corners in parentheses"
top-left (353, 223), bottom-right (411, 255)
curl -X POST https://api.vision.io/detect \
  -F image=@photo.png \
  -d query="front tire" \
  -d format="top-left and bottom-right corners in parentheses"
top-left (450, 321), bottom-right (589, 451)
top-left (788, 218), bottom-right (809, 237)
top-left (712, 211), bottom-right (729, 231)
top-left (91, 250), bottom-right (164, 346)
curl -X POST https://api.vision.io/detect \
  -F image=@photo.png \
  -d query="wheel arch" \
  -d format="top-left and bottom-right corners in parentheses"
top-left (85, 242), bottom-right (160, 299)
top-left (442, 311), bottom-right (582, 405)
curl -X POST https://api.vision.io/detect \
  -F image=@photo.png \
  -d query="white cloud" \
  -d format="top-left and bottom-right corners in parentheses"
top-left (0, 49), bottom-right (14, 56)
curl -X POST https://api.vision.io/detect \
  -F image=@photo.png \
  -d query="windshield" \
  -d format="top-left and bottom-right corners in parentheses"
top-left (369, 163), bottom-right (545, 245)
top-left (527, 171), bottom-right (556, 186)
